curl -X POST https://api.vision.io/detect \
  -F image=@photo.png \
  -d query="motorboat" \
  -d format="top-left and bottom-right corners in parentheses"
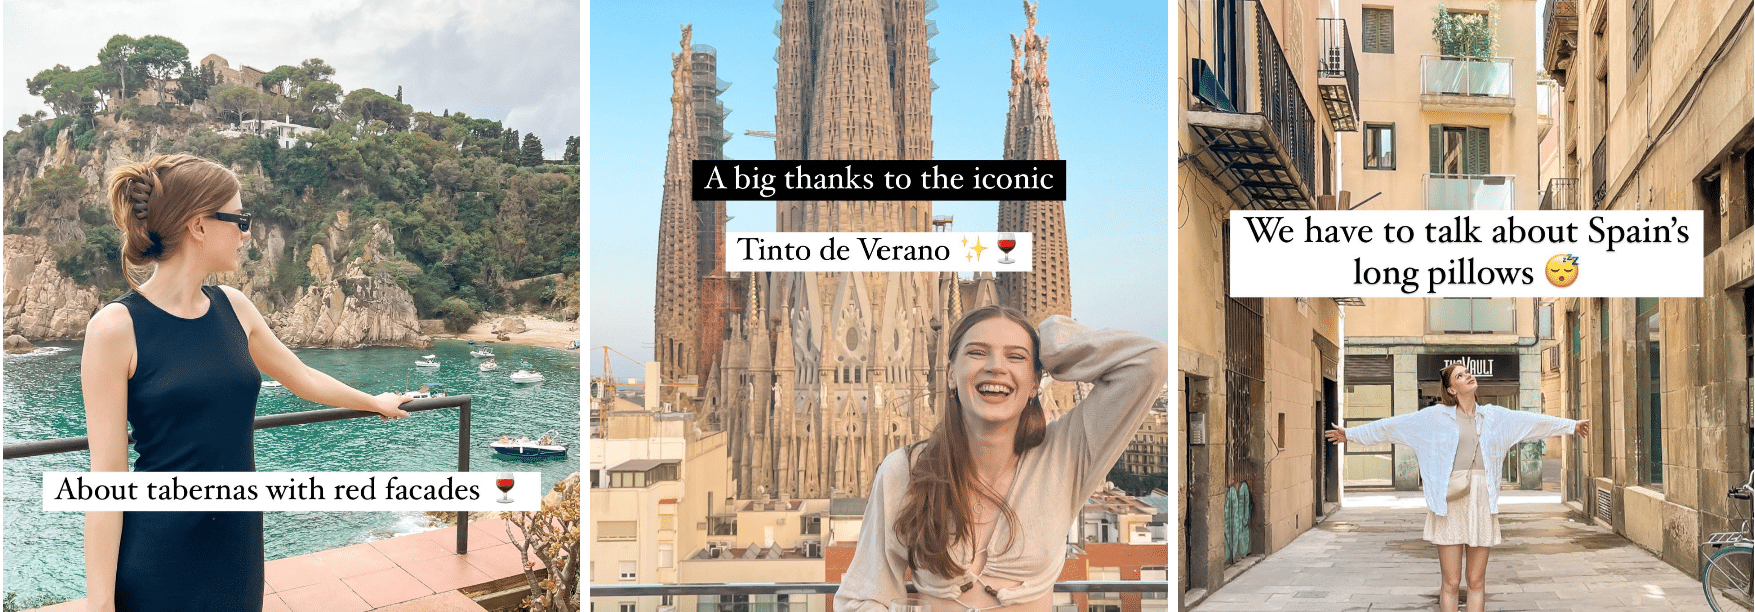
top-left (509, 369), bottom-right (544, 384)
top-left (402, 383), bottom-right (446, 399)
top-left (470, 347), bottom-right (494, 358)
top-left (415, 354), bottom-right (439, 368)
top-left (490, 431), bottom-right (568, 458)
top-left (479, 360), bottom-right (499, 372)
top-left (261, 380), bottom-right (283, 388)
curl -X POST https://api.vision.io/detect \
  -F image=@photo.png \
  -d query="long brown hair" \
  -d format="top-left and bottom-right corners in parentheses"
top-left (894, 305), bottom-right (1049, 578)
top-left (105, 154), bottom-right (240, 287)
top-left (1438, 363), bottom-right (1465, 406)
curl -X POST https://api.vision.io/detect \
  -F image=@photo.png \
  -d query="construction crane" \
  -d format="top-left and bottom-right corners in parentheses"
top-left (744, 129), bottom-right (776, 139)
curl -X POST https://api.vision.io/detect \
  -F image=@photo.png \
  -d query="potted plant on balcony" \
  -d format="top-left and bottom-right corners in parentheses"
top-left (1431, 2), bottom-right (1503, 95)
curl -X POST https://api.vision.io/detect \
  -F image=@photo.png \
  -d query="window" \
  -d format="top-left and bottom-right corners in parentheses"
top-left (1430, 125), bottom-right (1490, 175)
top-left (621, 603), bottom-right (637, 612)
top-left (1365, 123), bottom-right (1395, 170)
top-left (1631, 0), bottom-right (1650, 75)
top-left (1538, 301), bottom-right (1554, 339)
top-left (619, 561), bottom-right (637, 581)
top-left (1362, 8), bottom-right (1394, 53)
top-left (1635, 298), bottom-right (1663, 490)
top-left (598, 521), bottom-right (638, 541)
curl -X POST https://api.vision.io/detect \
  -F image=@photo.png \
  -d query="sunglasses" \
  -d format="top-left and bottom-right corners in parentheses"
top-left (212, 212), bottom-right (252, 232)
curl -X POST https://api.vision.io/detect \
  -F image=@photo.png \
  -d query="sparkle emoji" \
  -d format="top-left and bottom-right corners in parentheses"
top-left (1545, 254), bottom-right (1579, 287)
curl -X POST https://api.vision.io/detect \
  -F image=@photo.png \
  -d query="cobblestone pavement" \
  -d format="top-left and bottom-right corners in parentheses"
top-left (1189, 489), bottom-right (1715, 612)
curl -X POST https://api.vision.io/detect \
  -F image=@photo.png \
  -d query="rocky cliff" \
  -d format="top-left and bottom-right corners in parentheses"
top-left (263, 212), bottom-right (426, 348)
top-left (3, 235), bottom-right (102, 340)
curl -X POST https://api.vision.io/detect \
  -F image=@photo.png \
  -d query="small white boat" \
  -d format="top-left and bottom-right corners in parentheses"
top-left (402, 383), bottom-right (446, 399)
top-left (479, 361), bottom-right (499, 372)
top-left (470, 348), bottom-right (494, 358)
top-left (510, 369), bottom-right (544, 384)
top-left (261, 380), bottom-right (283, 388)
top-left (415, 354), bottom-right (439, 367)
top-left (490, 430), bottom-right (568, 458)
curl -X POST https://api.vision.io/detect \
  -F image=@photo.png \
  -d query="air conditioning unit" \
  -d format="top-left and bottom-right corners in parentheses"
top-left (708, 542), bottom-right (728, 559)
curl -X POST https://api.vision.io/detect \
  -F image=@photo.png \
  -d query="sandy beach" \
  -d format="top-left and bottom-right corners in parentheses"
top-left (435, 314), bottom-right (580, 351)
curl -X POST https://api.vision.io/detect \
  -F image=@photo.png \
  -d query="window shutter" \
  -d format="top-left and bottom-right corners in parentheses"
top-left (1466, 127), bottom-right (1490, 175)
top-left (1363, 9), bottom-right (1394, 53)
top-left (1429, 125), bottom-right (1444, 174)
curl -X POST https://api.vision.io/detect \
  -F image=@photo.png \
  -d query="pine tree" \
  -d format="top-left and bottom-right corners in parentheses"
top-left (520, 133), bottom-right (544, 166)
top-left (563, 136), bottom-right (580, 163)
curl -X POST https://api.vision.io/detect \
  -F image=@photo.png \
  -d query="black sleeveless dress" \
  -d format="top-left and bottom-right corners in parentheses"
top-left (110, 286), bottom-right (263, 612)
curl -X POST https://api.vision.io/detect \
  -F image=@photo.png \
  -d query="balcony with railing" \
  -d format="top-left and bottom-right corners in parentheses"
top-left (1543, 0), bottom-right (1580, 82)
top-left (1425, 174), bottom-right (1515, 210)
top-left (1317, 18), bottom-right (1359, 132)
top-left (1187, 1), bottom-right (1318, 209)
top-left (1540, 177), bottom-right (1577, 210)
top-left (1420, 55), bottom-right (1515, 113)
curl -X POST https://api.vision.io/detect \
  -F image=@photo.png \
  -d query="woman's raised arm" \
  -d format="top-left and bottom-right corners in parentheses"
top-left (218, 286), bottom-right (408, 420)
top-left (1037, 315), bottom-right (1169, 489)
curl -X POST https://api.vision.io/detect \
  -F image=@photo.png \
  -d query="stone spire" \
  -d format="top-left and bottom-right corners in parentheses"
top-left (997, 1), bottom-right (1071, 325)
top-left (654, 25), bottom-right (702, 387)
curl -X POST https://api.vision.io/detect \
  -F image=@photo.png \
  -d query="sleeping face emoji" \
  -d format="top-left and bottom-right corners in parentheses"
top-left (1545, 254), bottom-right (1579, 287)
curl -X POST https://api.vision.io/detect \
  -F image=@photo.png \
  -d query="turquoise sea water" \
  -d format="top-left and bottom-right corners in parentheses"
top-left (3, 339), bottom-right (581, 603)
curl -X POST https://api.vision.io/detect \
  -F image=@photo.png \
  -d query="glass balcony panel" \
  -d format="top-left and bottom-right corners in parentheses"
top-left (1422, 56), bottom-right (1513, 97)
top-left (1425, 175), bottom-right (1514, 210)
top-left (1472, 299), bottom-right (1516, 333)
top-left (1428, 299), bottom-right (1516, 334)
top-left (1429, 299), bottom-right (1474, 333)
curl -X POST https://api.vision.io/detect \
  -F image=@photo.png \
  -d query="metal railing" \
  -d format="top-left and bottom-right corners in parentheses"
top-left (590, 582), bottom-right (1170, 596)
top-left (1592, 137), bottom-right (1608, 207)
top-left (1319, 17), bottom-right (1354, 128)
top-left (3, 395), bottom-right (478, 554)
top-left (1257, 3), bottom-right (1317, 198)
top-left (1541, 177), bottom-right (1577, 210)
top-left (1318, 18), bottom-right (1359, 114)
top-left (1421, 55), bottom-right (1514, 97)
top-left (1424, 174), bottom-right (1516, 210)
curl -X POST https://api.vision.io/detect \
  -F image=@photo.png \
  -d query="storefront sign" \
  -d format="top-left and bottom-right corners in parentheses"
top-left (1416, 354), bottom-right (1520, 381)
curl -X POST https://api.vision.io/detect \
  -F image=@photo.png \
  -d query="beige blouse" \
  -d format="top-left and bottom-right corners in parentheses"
top-left (834, 316), bottom-right (1168, 612)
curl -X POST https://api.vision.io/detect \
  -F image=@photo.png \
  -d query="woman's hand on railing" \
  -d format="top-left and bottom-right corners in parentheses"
top-left (370, 392), bottom-right (412, 421)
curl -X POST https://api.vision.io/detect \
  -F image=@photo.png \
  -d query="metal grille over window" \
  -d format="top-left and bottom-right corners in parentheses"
top-left (1630, 0), bottom-right (1650, 74)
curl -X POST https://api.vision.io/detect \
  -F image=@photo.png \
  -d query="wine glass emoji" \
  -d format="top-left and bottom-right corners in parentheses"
top-left (496, 472), bottom-right (515, 504)
top-left (997, 233), bottom-right (1017, 264)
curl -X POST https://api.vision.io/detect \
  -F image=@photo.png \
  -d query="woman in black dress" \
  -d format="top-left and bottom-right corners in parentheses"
top-left (81, 154), bottom-right (412, 612)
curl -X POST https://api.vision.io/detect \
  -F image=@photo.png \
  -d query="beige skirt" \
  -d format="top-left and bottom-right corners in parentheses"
top-left (1423, 469), bottom-right (1501, 547)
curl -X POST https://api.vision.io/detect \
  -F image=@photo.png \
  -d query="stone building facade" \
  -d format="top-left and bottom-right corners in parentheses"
top-left (199, 54), bottom-right (284, 96)
top-left (1337, 0), bottom-right (1549, 493)
top-left (1541, 0), bottom-right (1752, 576)
top-left (1178, 0), bottom-right (1347, 605)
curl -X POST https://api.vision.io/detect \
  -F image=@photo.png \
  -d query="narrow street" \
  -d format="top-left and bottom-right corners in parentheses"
top-left (1190, 489), bottom-right (1715, 611)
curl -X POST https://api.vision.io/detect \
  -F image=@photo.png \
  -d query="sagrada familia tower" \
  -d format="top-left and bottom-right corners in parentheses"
top-left (655, 0), bottom-right (1071, 499)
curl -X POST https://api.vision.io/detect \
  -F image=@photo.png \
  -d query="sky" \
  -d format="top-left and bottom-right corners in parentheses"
top-left (589, 1), bottom-right (1170, 380)
top-left (3, 0), bottom-right (580, 159)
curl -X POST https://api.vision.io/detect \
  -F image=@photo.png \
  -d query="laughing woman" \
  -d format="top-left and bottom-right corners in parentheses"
top-left (81, 154), bottom-right (412, 612)
top-left (835, 305), bottom-right (1168, 612)
top-left (1324, 364), bottom-right (1589, 612)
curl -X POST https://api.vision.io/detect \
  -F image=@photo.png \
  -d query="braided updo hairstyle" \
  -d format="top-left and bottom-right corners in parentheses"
top-left (105, 154), bottom-right (240, 286)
